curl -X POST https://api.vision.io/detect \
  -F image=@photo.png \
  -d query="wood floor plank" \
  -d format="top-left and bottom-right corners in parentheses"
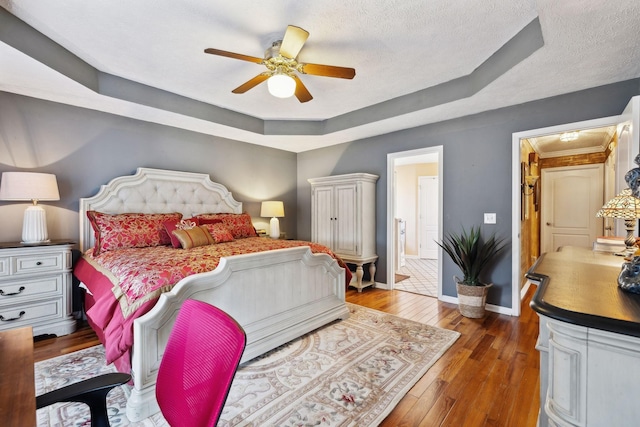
top-left (33, 286), bottom-right (541, 426)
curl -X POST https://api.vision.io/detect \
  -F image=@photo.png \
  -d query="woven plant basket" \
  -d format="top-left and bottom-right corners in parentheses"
top-left (456, 280), bottom-right (492, 318)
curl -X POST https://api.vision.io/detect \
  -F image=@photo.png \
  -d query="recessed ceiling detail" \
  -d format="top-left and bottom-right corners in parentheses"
top-left (1, 1), bottom-right (639, 153)
top-left (0, 9), bottom-right (541, 138)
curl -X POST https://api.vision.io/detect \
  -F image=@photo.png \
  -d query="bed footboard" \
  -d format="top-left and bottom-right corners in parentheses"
top-left (126, 246), bottom-right (348, 421)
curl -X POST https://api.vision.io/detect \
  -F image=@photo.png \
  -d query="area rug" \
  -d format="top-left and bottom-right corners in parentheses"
top-left (36, 303), bottom-right (459, 426)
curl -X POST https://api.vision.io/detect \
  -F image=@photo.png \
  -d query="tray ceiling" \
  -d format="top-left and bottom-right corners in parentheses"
top-left (1, 1), bottom-right (639, 152)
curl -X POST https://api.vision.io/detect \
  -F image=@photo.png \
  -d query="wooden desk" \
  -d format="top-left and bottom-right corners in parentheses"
top-left (0, 327), bottom-right (36, 427)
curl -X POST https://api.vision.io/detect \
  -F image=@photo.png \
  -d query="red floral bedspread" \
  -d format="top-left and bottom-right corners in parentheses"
top-left (75, 238), bottom-right (350, 371)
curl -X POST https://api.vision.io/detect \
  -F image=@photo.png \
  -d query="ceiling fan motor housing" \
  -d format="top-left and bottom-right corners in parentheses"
top-left (265, 40), bottom-right (284, 60)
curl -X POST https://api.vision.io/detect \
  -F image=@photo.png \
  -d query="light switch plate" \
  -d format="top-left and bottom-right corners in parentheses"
top-left (484, 213), bottom-right (497, 224)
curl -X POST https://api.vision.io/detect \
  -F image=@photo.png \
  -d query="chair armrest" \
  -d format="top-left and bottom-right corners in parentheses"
top-left (36, 373), bottom-right (131, 408)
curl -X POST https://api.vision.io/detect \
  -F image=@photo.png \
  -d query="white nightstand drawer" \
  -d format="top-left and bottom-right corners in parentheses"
top-left (11, 251), bottom-right (65, 275)
top-left (0, 241), bottom-right (75, 336)
top-left (0, 257), bottom-right (8, 277)
top-left (0, 274), bottom-right (65, 303)
top-left (0, 298), bottom-right (65, 331)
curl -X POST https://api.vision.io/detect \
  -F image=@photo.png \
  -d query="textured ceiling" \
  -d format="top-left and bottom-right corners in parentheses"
top-left (1, 0), bottom-right (640, 152)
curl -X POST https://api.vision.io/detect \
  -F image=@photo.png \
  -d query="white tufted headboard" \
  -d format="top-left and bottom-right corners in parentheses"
top-left (79, 168), bottom-right (243, 252)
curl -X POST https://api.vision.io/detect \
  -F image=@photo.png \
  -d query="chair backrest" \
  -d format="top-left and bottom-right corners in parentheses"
top-left (156, 299), bottom-right (246, 427)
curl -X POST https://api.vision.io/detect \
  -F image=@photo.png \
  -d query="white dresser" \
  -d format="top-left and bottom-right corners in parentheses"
top-left (0, 241), bottom-right (76, 336)
top-left (308, 173), bottom-right (378, 291)
top-left (529, 247), bottom-right (640, 427)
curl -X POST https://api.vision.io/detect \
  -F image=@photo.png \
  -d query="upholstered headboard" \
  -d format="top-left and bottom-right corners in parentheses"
top-left (79, 168), bottom-right (243, 252)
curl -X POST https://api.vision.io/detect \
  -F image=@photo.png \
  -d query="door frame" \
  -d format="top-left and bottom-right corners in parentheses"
top-left (511, 115), bottom-right (623, 316)
top-left (387, 146), bottom-right (443, 296)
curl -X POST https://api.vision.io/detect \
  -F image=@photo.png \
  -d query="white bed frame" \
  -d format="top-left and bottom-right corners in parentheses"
top-left (78, 167), bottom-right (349, 421)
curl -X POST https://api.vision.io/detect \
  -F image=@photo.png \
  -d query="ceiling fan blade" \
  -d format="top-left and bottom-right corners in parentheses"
top-left (232, 73), bottom-right (270, 94)
top-left (299, 63), bottom-right (356, 79)
top-left (279, 25), bottom-right (309, 59)
top-left (292, 75), bottom-right (313, 103)
top-left (204, 48), bottom-right (264, 64)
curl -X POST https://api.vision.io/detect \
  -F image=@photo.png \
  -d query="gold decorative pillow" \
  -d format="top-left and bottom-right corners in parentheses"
top-left (172, 225), bottom-right (215, 249)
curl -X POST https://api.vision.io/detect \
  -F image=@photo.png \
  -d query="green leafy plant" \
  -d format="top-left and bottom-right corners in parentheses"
top-left (436, 225), bottom-right (507, 286)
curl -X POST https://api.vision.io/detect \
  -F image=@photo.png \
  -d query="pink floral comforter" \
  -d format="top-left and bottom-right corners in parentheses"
top-left (74, 238), bottom-right (349, 371)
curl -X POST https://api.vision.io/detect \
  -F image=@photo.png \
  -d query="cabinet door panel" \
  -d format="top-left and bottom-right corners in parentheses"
top-left (313, 186), bottom-right (334, 248)
top-left (334, 184), bottom-right (358, 256)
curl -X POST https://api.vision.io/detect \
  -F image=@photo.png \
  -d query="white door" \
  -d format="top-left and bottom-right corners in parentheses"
top-left (418, 176), bottom-right (439, 259)
top-left (541, 164), bottom-right (604, 253)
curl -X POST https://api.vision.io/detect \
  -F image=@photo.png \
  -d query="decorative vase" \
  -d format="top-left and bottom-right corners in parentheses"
top-left (455, 278), bottom-right (492, 318)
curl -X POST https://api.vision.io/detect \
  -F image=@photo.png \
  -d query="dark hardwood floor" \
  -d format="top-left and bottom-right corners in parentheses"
top-left (34, 286), bottom-right (540, 427)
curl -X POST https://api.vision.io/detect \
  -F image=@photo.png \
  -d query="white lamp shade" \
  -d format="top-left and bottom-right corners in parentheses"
top-left (0, 172), bottom-right (60, 201)
top-left (267, 74), bottom-right (296, 98)
top-left (0, 172), bottom-right (60, 243)
top-left (261, 201), bottom-right (285, 239)
top-left (261, 201), bottom-right (285, 218)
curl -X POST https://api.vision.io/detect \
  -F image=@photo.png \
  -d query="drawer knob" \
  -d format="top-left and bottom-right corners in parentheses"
top-left (36, 261), bottom-right (43, 266)
top-left (0, 311), bottom-right (26, 322)
top-left (0, 286), bottom-right (26, 297)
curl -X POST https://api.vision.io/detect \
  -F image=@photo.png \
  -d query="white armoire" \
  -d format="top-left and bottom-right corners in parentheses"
top-left (308, 173), bottom-right (379, 292)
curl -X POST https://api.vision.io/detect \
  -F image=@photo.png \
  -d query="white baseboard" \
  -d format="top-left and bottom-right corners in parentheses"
top-left (367, 282), bottom-right (517, 316)
top-left (374, 281), bottom-right (389, 290)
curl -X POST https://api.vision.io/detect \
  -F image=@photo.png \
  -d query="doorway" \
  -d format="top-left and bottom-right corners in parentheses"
top-left (387, 146), bottom-right (443, 298)
top-left (511, 96), bottom-right (639, 316)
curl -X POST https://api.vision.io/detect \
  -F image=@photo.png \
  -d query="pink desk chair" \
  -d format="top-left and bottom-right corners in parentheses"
top-left (156, 299), bottom-right (247, 426)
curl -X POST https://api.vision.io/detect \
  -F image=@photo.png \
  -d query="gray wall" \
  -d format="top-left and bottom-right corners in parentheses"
top-left (297, 78), bottom-right (640, 308)
top-left (2, 79), bottom-right (640, 311)
top-left (0, 92), bottom-right (298, 243)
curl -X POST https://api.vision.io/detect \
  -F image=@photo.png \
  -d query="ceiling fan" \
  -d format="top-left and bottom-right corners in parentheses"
top-left (204, 25), bottom-right (356, 103)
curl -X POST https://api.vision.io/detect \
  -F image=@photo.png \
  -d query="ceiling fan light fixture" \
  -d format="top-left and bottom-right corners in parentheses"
top-left (268, 73), bottom-right (296, 98)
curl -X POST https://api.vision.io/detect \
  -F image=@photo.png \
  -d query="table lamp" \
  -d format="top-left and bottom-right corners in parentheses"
top-left (596, 188), bottom-right (640, 255)
top-left (261, 201), bottom-right (284, 239)
top-left (0, 172), bottom-right (60, 243)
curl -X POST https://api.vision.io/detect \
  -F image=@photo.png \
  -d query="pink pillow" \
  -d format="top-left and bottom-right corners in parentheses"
top-left (164, 218), bottom-right (200, 248)
top-left (197, 212), bottom-right (257, 239)
top-left (87, 211), bottom-right (182, 255)
top-left (204, 223), bottom-right (235, 243)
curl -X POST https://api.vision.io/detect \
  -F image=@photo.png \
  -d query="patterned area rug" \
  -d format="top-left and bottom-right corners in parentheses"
top-left (36, 303), bottom-right (459, 426)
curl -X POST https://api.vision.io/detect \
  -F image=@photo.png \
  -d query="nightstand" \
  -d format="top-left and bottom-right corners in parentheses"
top-left (0, 240), bottom-right (76, 337)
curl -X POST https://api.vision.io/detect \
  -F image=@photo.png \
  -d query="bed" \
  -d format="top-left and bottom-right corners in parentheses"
top-left (74, 167), bottom-right (349, 421)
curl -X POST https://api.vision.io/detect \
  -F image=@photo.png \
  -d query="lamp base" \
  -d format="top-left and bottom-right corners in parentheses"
top-left (269, 217), bottom-right (280, 239)
top-left (22, 205), bottom-right (50, 244)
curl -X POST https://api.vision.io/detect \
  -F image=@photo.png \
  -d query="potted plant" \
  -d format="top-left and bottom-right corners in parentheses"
top-left (436, 225), bottom-right (507, 318)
